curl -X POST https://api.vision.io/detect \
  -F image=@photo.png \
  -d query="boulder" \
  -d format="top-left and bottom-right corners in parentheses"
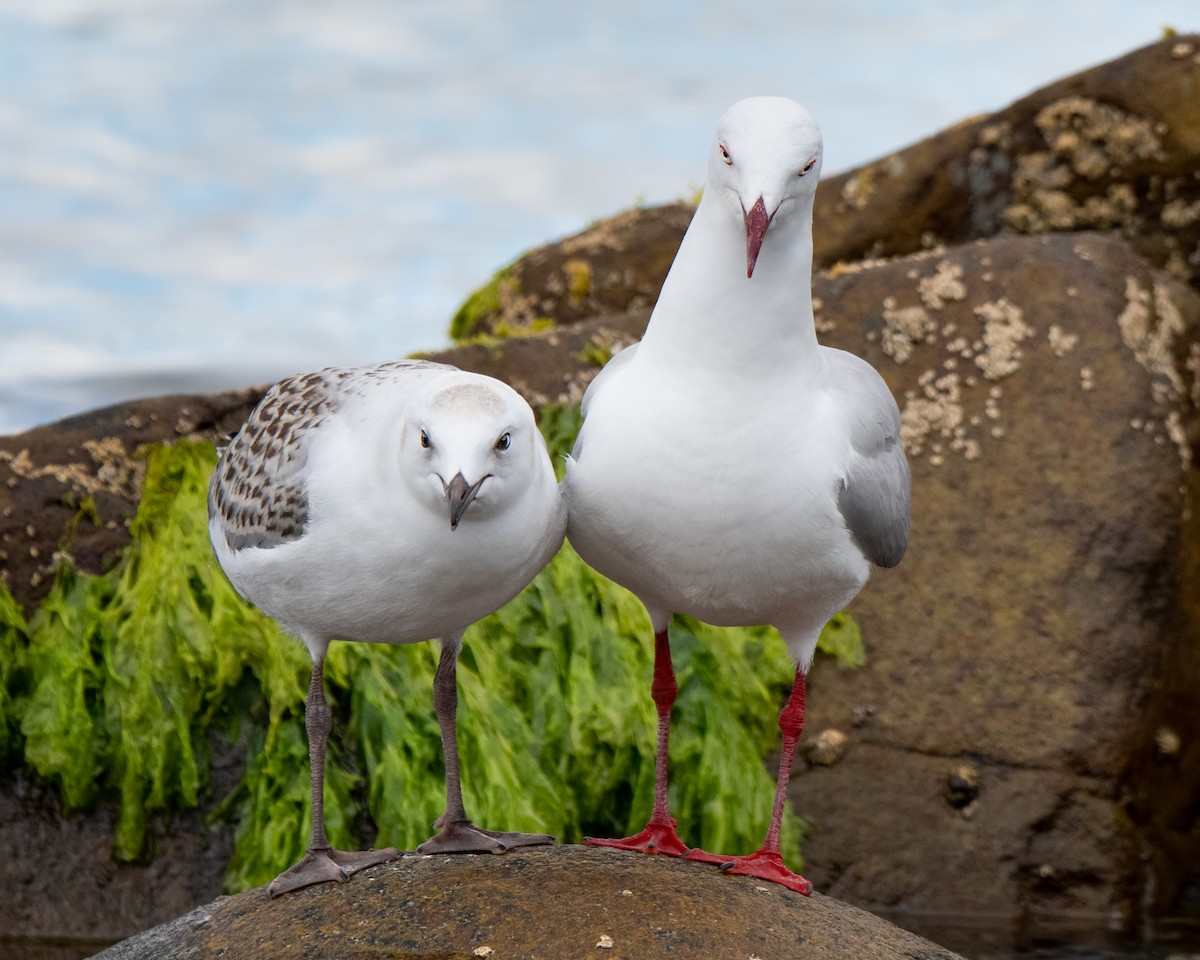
top-left (797, 231), bottom-right (1200, 938)
top-left (814, 33), bottom-right (1200, 284)
top-left (90, 845), bottom-right (963, 960)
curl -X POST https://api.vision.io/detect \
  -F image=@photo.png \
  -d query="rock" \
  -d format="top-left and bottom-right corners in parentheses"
top-left (90, 845), bottom-right (964, 960)
top-left (448, 203), bottom-right (695, 341)
top-left (0, 389), bottom-right (263, 612)
top-left (797, 231), bottom-right (1200, 936)
top-left (814, 33), bottom-right (1200, 285)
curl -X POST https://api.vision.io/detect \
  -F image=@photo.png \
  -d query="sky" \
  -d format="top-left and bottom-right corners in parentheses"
top-left (1, 0), bottom-right (1197, 434)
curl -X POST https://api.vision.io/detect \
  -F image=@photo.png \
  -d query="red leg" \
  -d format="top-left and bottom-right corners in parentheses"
top-left (586, 628), bottom-right (690, 857)
top-left (702, 667), bottom-right (813, 895)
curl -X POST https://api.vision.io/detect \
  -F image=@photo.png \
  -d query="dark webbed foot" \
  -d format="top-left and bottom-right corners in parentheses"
top-left (268, 845), bottom-right (402, 897)
top-left (417, 818), bottom-right (553, 855)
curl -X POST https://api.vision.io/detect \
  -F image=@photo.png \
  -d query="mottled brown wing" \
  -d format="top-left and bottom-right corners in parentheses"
top-left (209, 359), bottom-right (454, 552)
top-left (208, 366), bottom-right (357, 552)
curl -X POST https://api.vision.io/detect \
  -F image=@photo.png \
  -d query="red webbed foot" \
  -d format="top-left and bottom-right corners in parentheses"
top-left (585, 815), bottom-right (690, 857)
top-left (717, 848), bottom-right (813, 895)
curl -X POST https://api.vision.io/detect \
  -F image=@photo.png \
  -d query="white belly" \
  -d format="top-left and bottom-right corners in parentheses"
top-left (565, 366), bottom-right (869, 649)
top-left (214, 483), bottom-right (561, 649)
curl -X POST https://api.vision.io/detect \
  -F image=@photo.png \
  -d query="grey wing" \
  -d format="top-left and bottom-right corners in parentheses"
top-left (572, 342), bottom-right (639, 458)
top-left (825, 348), bottom-right (911, 569)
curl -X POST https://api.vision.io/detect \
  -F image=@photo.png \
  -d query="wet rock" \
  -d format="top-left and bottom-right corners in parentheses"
top-left (91, 845), bottom-right (964, 960)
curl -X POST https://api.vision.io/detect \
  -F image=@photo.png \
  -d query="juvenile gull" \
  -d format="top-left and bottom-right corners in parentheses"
top-left (209, 359), bottom-right (565, 896)
top-left (564, 97), bottom-right (911, 894)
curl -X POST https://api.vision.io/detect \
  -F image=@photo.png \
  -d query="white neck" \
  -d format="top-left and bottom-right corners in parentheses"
top-left (639, 191), bottom-right (823, 380)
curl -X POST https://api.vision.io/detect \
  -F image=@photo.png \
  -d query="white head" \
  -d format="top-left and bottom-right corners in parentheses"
top-left (707, 97), bottom-right (823, 278)
top-left (401, 375), bottom-right (544, 531)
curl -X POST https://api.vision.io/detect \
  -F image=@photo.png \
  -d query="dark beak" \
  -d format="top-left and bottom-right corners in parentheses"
top-left (445, 472), bottom-right (487, 530)
top-left (743, 195), bottom-right (773, 278)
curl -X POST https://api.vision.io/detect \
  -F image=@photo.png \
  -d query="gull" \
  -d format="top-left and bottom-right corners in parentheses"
top-left (209, 359), bottom-right (566, 896)
top-left (564, 97), bottom-right (911, 894)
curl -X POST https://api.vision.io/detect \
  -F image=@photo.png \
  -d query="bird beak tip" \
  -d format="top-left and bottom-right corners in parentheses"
top-left (445, 471), bottom-right (486, 530)
top-left (744, 195), bottom-right (771, 279)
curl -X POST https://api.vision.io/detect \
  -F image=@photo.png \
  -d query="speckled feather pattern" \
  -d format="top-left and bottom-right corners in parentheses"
top-left (209, 359), bottom-right (447, 552)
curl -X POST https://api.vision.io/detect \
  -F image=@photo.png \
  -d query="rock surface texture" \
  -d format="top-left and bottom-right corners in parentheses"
top-left (91, 845), bottom-right (963, 960)
top-left (2, 32), bottom-right (1200, 957)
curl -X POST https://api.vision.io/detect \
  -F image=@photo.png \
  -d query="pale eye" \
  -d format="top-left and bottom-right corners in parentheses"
top-left (718, 143), bottom-right (732, 165)
top-left (495, 432), bottom-right (511, 451)
top-left (799, 157), bottom-right (817, 176)
top-left (419, 429), bottom-right (430, 449)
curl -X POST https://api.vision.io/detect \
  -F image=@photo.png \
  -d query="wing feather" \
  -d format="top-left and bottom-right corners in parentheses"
top-left (208, 359), bottom-right (451, 552)
top-left (825, 348), bottom-right (911, 569)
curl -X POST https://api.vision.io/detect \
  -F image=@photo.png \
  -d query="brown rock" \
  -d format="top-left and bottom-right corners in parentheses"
top-left (90, 845), bottom-right (963, 960)
top-left (448, 203), bottom-right (695, 340)
top-left (815, 34), bottom-right (1200, 284)
top-left (798, 230), bottom-right (1200, 931)
top-left (0, 389), bottom-right (264, 612)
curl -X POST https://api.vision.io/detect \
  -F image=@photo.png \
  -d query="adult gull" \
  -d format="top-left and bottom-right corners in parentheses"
top-left (209, 359), bottom-right (566, 896)
top-left (564, 97), bottom-right (911, 894)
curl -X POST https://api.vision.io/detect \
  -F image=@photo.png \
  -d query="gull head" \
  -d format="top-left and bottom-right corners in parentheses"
top-left (402, 376), bottom-right (539, 531)
top-left (708, 97), bottom-right (823, 278)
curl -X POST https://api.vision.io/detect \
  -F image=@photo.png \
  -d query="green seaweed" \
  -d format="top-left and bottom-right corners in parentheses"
top-left (0, 401), bottom-right (863, 891)
top-left (448, 265), bottom-right (516, 342)
top-left (19, 564), bottom-right (108, 810)
top-left (0, 582), bottom-right (27, 762)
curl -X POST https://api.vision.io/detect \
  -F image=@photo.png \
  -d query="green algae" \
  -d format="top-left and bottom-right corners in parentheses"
top-left (0, 404), bottom-right (863, 891)
top-left (448, 265), bottom-right (517, 342)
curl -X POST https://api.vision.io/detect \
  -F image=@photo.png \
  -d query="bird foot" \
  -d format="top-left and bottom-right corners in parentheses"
top-left (716, 848), bottom-right (813, 896)
top-left (268, 844), bottom-right (402, 897)
top-left (585, 816), bottom-right (690, 857)
top-left (417, 818), bottom-right (553, 855)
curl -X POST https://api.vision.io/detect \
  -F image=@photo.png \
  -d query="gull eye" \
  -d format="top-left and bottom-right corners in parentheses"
top-left (495, 432), bottom-right (511, 451)
top-left (419, 429), bottom-right (430, 449)
top-left (718, 143), bottom-right (732, 165)
top-left (799, 157), bottom-right (817, 176)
